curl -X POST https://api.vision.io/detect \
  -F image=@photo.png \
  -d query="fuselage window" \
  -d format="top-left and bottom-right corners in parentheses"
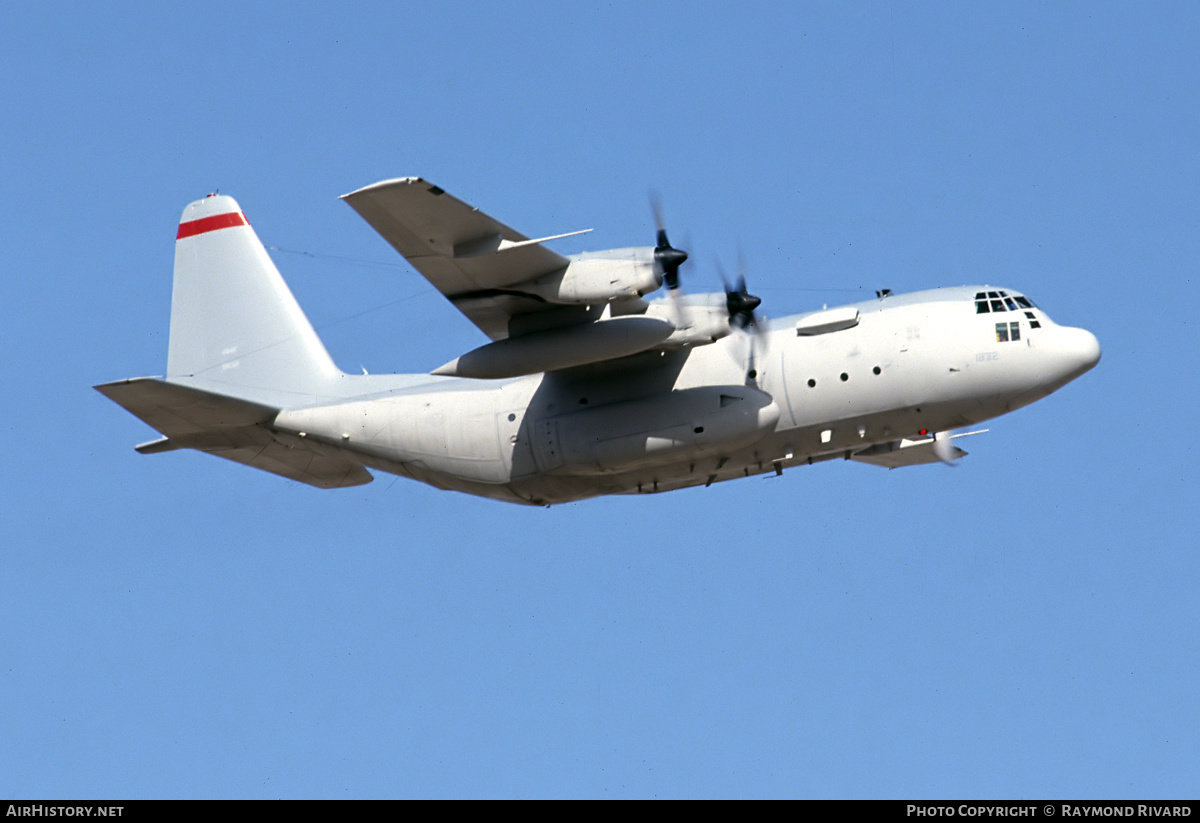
top-left (996, 322), bottom-right (1008, 342)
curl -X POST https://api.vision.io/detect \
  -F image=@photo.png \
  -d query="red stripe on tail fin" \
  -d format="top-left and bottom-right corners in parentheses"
top-left (177, 211), bottom-right (247, 239)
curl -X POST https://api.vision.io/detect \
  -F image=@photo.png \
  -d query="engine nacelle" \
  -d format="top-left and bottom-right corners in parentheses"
top-left (521, 248), bottom-right (661, 304)
top-left (645, 301), bottom-right (732, 348)
top-left (532, 385), bottom-right (780, 475)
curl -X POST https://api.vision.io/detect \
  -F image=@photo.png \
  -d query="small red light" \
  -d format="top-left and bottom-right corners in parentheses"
top-left (919, 429), bottom-right (928, 435)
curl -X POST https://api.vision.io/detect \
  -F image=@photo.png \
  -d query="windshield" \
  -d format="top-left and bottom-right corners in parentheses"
top-left (974, 290), bottom-right (1036, 314)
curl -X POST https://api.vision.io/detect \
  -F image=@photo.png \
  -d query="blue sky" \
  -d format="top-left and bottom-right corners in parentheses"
top-left (3, 1), bottom-right (1197, 798)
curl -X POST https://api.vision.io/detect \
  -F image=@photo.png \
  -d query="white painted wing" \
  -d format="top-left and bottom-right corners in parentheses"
top-left (850, 437), bottom-right (966, 468)
top-left (342, 178), bottom-right (575, 341)
top-left (849, 430), bottom-right (987, 469)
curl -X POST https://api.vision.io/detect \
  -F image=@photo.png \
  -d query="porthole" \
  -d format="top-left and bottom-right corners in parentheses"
top-left (873, 366), bottom-right (881, 375)
top-left (807, 379), bottom-right (816, 388)
top-left (840, 372), bottom-right (849, 382)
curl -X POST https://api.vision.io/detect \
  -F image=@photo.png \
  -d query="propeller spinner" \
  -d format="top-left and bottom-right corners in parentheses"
top-left (714, 257), bottom-right (767, 384)
top-left (651, 196), bottom-right (688, 290)
top-left (718, 254), bottom-right (762, 330)
top-left (725, 274), bottom-right (762, 330)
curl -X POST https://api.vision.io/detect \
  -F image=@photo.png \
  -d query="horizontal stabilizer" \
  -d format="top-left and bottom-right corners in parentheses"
top-left (95, 378), bottom-right (372, 488)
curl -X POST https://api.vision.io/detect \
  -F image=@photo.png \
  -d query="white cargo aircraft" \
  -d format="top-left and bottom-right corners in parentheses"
top-left (97, 178), bottom-right (1100, 505)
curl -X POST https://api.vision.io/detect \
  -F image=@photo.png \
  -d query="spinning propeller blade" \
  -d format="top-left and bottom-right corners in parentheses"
top-left (717, 255), bottom-right (762, 331)
top-left (651, 194), bottom-right (688, 291)
top-left (716, 256), bottom-right (767, 384)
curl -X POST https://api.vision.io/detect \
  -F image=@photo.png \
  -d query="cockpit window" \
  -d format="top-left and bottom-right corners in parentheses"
top-left (975, 291), bottom-right (1037, 314)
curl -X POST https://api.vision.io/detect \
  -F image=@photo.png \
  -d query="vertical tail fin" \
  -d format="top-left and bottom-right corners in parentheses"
top-left (168, 195), bottom-right (343, 400)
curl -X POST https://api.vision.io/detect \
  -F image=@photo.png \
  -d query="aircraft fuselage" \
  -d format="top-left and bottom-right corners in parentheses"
top-left (271, 286), bottom-right (1100, 505)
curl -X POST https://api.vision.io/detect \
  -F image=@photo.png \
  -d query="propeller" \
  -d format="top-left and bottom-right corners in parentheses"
top-left (725, 274), bottom-right (762, 330)
top-left (718, 252), bottom-right (762, 331)
top-left (717, 255), bottom-right (767, 384)
top-left (651, 195), bottom-right (688, 290)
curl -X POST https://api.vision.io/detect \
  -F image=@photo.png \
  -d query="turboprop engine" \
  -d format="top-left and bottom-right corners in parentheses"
top-left (519, 248), bottom-right (662, 303)
top-left (426, 205), bottom-right (740, 379)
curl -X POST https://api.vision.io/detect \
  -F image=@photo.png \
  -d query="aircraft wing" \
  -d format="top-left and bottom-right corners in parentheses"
top-left (342, 178), bottom-right (579, 341)
top-left (849, 430), bottom-right (986, 469)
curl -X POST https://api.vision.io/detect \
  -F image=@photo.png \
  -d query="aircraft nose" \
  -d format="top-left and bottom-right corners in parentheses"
top-left (1055, 326), bottom-right (1101, 380)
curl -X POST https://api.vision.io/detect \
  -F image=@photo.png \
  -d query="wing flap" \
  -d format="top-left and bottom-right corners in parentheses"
top-left (95, 378), bottom-right (372, 488)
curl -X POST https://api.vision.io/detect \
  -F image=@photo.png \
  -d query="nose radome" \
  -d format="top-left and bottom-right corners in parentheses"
top-left (1060, 326), bottom-right (1101, 377)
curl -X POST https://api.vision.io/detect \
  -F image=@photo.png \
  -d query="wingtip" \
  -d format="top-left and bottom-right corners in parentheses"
top-left (340, 176), bottom-right (426, 201)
